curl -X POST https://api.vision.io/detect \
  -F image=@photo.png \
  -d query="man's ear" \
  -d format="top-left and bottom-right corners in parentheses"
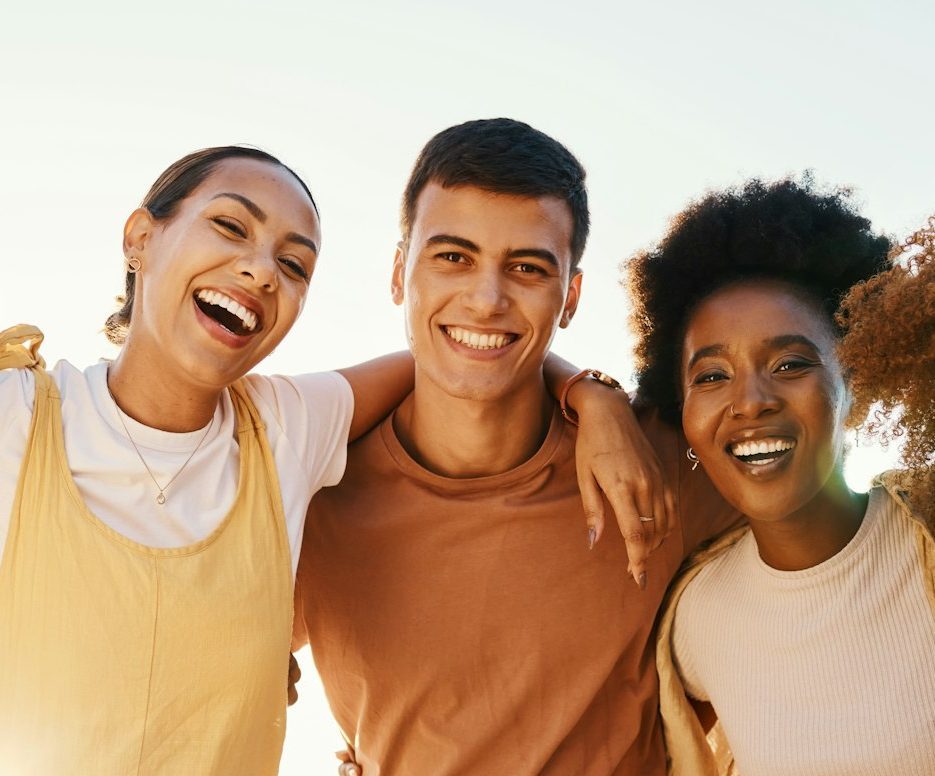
top-left (123, 208), bottom-right (156, 258)
top-left (391, 243), bottom-right (406, 306)
top-left (559, 270), bottom-right (583, 328)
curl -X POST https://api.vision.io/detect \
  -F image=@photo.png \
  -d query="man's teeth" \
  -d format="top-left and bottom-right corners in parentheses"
top-left (730, 438), bottom-right (796, 464)
top-left (444, 326), bottom-right (514, 350)
top-left (196, 290), bottom-right (258, 331)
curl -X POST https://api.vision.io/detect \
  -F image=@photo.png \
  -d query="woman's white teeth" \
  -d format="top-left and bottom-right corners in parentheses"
top-left (444, 326), bottom-right (514, 350)
top-left (196, 290), bottom-right (258, 331)
top-left (730, 439), bottom-right (796, 459)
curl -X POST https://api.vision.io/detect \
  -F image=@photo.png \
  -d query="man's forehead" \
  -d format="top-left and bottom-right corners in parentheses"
top-left (410, 183), bottom-right (573, 253)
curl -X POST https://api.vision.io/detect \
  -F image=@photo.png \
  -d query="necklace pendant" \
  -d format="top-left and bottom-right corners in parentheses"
top-left (156, 492), bottom-right (166, 505)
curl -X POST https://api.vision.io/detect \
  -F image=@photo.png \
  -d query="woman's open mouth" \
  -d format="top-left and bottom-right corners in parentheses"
top-left (194, 289), bottom-right (260, 337)
top-left (728, 438), bottom-right (796, 467)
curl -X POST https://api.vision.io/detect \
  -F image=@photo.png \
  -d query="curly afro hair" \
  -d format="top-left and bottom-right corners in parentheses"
top-left (625, 176), bottom-right (892, 424)
top-left (837, 216), bottom-right (935, 520)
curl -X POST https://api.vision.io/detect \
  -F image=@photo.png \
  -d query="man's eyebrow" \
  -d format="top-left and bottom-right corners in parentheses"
top-left (211, 193), bottom-right (267, 222)
top-left (285, 232), bottom-right (318, 254)
top-left (425, 234), bottom-right (480, 252)
top-left (687, 344), bottom-right (726, 370)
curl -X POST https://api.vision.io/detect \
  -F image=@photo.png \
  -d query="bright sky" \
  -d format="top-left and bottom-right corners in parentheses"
top-left (2, 1), bottom-right (932, 772)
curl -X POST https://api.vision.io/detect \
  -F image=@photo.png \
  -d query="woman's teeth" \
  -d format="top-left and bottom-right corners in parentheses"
top-left (196, 290), bottom-right (258, 332)
top-left (730, 438), bottom-right (796, 465)
top-left (444, 326), bottom-right (515, 350)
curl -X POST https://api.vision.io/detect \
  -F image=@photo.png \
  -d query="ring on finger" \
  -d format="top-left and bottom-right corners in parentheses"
top-left (638, 516), bottom-right (655, 523)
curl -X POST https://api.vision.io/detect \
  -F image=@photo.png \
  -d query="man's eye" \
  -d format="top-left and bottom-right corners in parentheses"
top-left (213, 216), bottom-right (247, 237)
top-left (438, 252), bottom-right (465, 263)
top-left (512, 263), bottom-right (545, 274)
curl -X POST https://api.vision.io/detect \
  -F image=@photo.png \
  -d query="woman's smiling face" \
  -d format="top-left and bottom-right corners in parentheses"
top-left (124, 156), bottom-right (321, 389)
top-left (680, 279), bottom-right (851, 523)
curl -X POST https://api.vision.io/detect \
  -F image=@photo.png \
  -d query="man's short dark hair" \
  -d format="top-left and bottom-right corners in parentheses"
top-left (402, 118), bottom-right (590, 270)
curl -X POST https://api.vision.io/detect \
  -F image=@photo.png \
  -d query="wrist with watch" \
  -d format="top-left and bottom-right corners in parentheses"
top-left (558, 368), bottom-right (624, 426)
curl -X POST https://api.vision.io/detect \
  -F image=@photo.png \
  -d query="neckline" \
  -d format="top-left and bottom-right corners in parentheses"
top-left (380, 402), bottom-right (568, 494)
top-left (92, 361), bottom-right (221, 452)
top-left (49, 368), bottom-right (251, 557)
top-left (747, 486), bottom-right (883, 581)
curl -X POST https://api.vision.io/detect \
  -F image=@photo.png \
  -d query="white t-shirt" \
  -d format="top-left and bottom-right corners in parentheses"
top-left (0, 360), bottom-right (354, 577)
top-left (672, 486), bottom-right (935, 776)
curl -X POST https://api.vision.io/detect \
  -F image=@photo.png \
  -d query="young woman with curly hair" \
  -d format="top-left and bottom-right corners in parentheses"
top-left (625, 178), bottom-right (935, 775)
top-left (837, 217), bottom-right (935, 518)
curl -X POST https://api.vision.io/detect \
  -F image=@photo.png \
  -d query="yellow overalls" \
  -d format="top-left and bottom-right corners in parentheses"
top-left (0, 325), bottom-right (294, 775)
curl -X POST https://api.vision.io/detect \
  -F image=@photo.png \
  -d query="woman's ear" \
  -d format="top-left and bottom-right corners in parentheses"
top-left (123, 208), bottom-right (156, 258)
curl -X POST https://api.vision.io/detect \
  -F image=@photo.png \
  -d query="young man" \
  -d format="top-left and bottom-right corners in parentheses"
top-left (294, 119), bottom-right (736, 775)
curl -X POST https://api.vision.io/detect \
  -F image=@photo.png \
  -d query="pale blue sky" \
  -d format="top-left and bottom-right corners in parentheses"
top-left (1, 0), bottom-right (931, 770)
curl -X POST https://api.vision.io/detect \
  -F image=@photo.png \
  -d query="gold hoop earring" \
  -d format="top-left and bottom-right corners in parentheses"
top-left (686, 447), bottom-right (700, 471)
top-left (126, 257), bottom-right (142, 274)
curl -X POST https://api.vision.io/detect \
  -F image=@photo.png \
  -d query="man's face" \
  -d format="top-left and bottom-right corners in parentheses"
top-left (392, 182), bottom-right (581, 402)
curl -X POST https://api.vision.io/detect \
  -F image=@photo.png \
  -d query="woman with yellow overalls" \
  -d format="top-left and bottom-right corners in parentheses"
top-left (0, 146), bottom-right (421, 774)
top-left (0, 145), bottom-right (654, 774)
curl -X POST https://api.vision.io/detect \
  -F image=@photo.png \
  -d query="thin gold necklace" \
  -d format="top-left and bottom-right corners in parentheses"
top-left (108, 378), bottom-right (215, 505)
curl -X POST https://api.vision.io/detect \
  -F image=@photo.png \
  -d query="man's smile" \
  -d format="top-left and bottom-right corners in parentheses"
top-left (442, 325), bottom-right (518, 352)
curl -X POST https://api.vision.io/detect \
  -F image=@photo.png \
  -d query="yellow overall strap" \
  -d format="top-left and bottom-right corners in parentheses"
top-left (0, 324), bottom-right (45, 370)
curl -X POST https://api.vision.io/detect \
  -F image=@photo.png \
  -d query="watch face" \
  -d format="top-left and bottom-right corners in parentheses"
top-left (593, 371), bottom-right (621, 389)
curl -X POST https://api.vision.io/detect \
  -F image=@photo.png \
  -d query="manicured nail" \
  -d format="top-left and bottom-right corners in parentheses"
top-left (588, 527), bottom-right (597, 550)
top-left (638, 571), bottom-right (647, 591)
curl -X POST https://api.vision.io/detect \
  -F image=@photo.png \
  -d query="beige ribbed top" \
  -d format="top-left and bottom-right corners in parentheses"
top-left (672, 486), bottom-right (935, 776)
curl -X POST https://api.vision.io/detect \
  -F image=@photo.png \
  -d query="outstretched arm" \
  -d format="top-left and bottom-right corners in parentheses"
top-left (337, 351), bottom-right (414, 442)
top-left (543, 352), bottom-right (675, 590)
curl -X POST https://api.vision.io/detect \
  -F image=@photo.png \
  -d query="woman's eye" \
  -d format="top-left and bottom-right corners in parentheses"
top-left (693, 371), bottom-right (726, 385)
top-left (279, 257), bottom-right (309, 280)
top-left (776, 358), bottom-right (815, 373)
top-left (213, 216), bottom-right (247, 237)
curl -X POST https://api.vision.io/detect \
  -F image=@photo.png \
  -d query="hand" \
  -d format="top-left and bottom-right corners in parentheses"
top-left (571, 383), bottom-right (675, 590)
top-left (337, 750), bottom-right (361, 776)
top-left (287, 652), bottom-right (301, 706)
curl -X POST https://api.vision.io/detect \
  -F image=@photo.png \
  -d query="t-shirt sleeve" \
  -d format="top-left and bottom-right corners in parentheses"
top-left (0, 368), bottom-right (36, 554)
top-left (244, 371), bottom-right (355, 492)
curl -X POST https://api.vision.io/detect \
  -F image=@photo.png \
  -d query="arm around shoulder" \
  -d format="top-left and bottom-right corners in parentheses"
top-left (337, 351), bottom-right (414, 442)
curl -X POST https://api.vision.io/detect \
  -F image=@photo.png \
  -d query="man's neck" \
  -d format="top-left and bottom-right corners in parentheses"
top-left (393, 375), bottom-right (554, 478)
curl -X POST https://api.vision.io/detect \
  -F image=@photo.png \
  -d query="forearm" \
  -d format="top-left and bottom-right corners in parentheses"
top-left (338, 351), bottom-right (415, 442)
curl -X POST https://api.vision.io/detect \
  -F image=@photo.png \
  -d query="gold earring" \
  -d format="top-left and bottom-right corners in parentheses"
top-left (126, 257), bottom-right (142, 274)
top-left (686, 447), bottom-right (700, 471)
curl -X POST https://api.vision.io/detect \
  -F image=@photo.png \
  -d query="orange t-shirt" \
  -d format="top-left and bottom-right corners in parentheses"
top-left (295, 405), bottom-right (736, 775)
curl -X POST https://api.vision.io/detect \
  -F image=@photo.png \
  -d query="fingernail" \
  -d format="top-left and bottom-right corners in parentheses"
top-left (588, 527), bottom-right (597, 550)
top-left (638, 571), bottom-right (647, 591)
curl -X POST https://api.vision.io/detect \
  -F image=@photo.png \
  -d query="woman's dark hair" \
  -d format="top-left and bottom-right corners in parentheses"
top-left (104, 146), bottom-right (318, 345)
top-left (625, 176), bottom-right (891, 424)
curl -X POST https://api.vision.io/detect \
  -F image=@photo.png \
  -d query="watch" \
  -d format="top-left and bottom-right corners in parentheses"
top-left (558, 368), bottom-right (623, 426)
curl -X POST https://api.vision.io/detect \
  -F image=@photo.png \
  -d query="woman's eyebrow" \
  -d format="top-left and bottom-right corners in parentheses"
top-left (767, 334), bottom-right (821, 351)
top-left (687, 344), bottom-right (726, 370)
top-left (211, 192), bottom-right (266, 222)
top-left (211, 193), bottom-right (317, 253)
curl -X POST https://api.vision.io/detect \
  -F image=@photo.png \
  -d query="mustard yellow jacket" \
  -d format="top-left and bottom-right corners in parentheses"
top-left (655, 471), bottom-right (935, 776)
